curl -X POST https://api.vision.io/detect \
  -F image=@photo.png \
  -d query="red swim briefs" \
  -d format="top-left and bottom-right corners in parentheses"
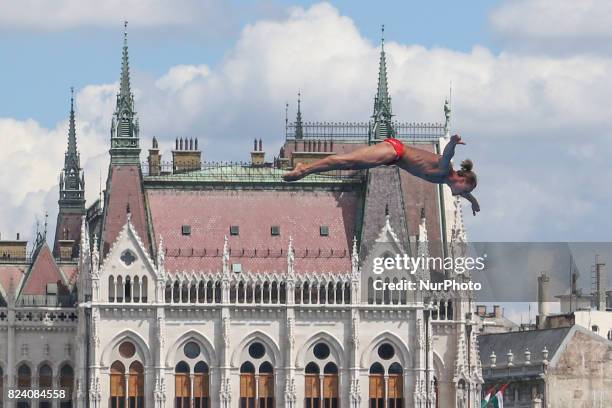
top-left (383, 138), bottom-right (404, 164)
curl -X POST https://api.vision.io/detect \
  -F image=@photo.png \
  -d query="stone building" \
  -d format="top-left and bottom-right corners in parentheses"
top-left (479, 326), bottom-right (612, 407)
top-left (0, 28), bottom-right (482, 407)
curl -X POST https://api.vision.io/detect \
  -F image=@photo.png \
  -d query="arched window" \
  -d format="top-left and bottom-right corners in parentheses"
top-left (369, 343), bottom-right (404, 408)
top-left (133, 276), bottom-right (140, 302)
top-left (368, 278), bottom-right (374, 304)
top-left (125, 276), bottom-right (132, 302)
top-left (369, 363), bottom-right (385, 408)
top-left (175, 361), bottom-right (190, 408)
top-left (109, 276), bottom-right (116, 302)
top-left (388, 363), bottom-right (403, 408)
top-left (607, 329), bottom-right (612, 341)
top-left (258, 362), bottom-right (274, 408)
top-left (38, 364), bottom-right (53, 408)
top-left (116, 276), bottom-right (124, 302)
top-left (128, 361), bottom-right (144, 408)
top-left (110, 361), bottom-right (126, 408)
top-left (383, 278), bottom-right (391, 304)
top-left (239, 362), bottom-right (256, 408)
top-left (240, 341), bottom-right (275, 408)
top-left (304, 362), bottom-right (320, 408)
top-left (59, 364), bottom-right (74, 408)
top-left (173, 281), bottom-right (180, 303)
top-left (141, 276), bottom-right (148, 303)
top-left (194, 362), bottom-right (210, 408)
top-left (323, 362), bottom-right (339, 408)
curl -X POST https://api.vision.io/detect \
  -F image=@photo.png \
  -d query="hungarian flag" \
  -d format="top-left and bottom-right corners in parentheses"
top-left (481, 386), bottom-right (496, 408)
top-left (491, 383), bottom-right (510, 408)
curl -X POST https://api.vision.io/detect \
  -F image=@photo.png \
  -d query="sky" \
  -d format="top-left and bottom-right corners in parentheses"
top-left (1, 0), bottom-right (612, 285)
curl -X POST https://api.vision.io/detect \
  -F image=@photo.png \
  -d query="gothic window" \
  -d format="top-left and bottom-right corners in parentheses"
top-left (369, 363), bottom-right (385, 408)
top-left (369, 343), bottom-right (404, 408)
top-left (37, 364), bottom-right (53, 407)
top-left (116, 276), bottom-right (124, 302)
top-left (175, 361), bottom-right (190, 408)
top-left (59, 364), bottom-right (74, 408)
top-left (121, 250), bottom-right (137, 267)
top-left (388, 363), bottom-right (403, 408)
top-left (141, 276), bottom-right (148, 303)
top-left (239, 362), bottom-right (256, 408)
top-left (368, 278), bottom-right (374, 304)
top-left (194, 362), bottom-right (210, 408)
top-left (258, 362), bottom-right (274, 408)
top-left (125, 276), bottom-right (132, 302)
top-left (240, 342), bottom-right (275, 408)
top-left (128, 362), bottom-right (144, 408)
top-left (133, 276), bottom-right (140, 302)
top-left (110, 361), bottom-right (126, 408)
top-left (109, 276), bottom-right (116, 302)
top-left (304, 362), bottom-right (320, 408)
top-left (323, 362), bottom-right (339, 408)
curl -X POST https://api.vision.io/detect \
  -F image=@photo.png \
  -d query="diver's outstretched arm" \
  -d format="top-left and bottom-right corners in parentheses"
top-left (283, 142), bottom-right (397, 181)
top-left (440, 134), bottom-right (465, 169)
top-left (463, 192), bottom-right (480, 216)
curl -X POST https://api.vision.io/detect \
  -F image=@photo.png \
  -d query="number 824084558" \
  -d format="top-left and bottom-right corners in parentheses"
top-left (7, 389), bottom-right (67, 399)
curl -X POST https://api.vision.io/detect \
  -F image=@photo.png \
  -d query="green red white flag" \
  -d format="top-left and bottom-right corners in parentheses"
top-left (492, 383), bottom-right (510, 408)
top-left (481, 386), bottom-right (496, 408)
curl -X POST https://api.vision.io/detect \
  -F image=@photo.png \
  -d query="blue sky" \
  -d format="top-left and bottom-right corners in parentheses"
top-left (1, 0), bottom-right (500, 128)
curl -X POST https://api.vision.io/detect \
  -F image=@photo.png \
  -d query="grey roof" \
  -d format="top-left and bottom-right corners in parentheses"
top-left (478, 327), bottom-right (572, 367)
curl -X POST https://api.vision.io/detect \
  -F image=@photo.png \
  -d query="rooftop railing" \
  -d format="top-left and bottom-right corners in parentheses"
top-left (285, 121), bottom-right (446, 141)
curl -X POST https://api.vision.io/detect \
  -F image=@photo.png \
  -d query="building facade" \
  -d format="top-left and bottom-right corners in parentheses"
top-left (0, 28), bottom-right (482, 408)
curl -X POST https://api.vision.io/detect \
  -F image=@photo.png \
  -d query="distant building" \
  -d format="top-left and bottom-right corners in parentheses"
top-left (479, 326), bottom-right (612, 408)
top-left (475, 305), bottom-right (519, 334)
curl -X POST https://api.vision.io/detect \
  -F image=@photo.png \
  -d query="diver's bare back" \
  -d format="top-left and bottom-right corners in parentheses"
top-left (397, 145), bottom-right (449, 183)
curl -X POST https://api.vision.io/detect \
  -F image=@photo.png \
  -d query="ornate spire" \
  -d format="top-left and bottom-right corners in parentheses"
top-left (59, 88), bottom-right (85, 202)
top-left (119, 21), bottom-right (131, 103)
top-left (372, 24), bottom-right (394, 139)
top-left (295, 92), bottom-right (304, 140)
top-left (110, 21), bottom-right (140, 164)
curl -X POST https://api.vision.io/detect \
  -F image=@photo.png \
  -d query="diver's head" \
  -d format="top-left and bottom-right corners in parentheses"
top-left (449, 159), bottom-right (477, 195)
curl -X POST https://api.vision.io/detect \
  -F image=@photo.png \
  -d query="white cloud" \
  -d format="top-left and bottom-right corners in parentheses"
top-left (490, 0), bottom-right (612, 54)
top-left (2, 2), bottom-right (612, 244)
top-left (0, 0), bottom-right (246, 31)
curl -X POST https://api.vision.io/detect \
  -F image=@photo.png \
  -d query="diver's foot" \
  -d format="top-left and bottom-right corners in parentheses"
top-left (283, 163), bottom-right (307, 182)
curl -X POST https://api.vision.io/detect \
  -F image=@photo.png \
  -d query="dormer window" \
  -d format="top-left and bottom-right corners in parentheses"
top-left (230, 225), bottom-right (240, 236)
top-left (120, 250), bottom-right (136, 266)
top-left (271, 226), bottom-right (280, 236)
top-left (182, 225), bottom-right (191, 236)
top-left (320, 226), bottom-right (329, 236)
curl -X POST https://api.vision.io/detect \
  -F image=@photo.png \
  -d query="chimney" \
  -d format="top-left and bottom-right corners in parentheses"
top-left (476, 305), bottom-right (487, 317)
top-left (0, 233), bottom-right (28, 260)
top-left (596, 257), bottom-right (607, 311)
top-left (172, 137), bottom-right (202, 174)
top-left (493, 305), bottom-right (502, 318)
top-left (148, 137), bottom-right (161, 176)
top-left (537, 271), bottom-right (550, 329)
top-left (251, 138), bottom-right (265, 166)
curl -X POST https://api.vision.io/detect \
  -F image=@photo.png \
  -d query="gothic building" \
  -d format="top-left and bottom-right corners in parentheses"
top-left (0, 27), bottom-right (482, 408)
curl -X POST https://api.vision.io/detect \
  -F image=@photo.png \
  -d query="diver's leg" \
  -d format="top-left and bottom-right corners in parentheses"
top-left (283, 142), bottom-right (397, 181)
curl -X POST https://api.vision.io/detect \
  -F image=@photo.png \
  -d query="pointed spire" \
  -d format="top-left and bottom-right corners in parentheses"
top-left (372, 24), bottom-right (394, 139)
top-left (295, 92), bottom-right (304, 140)
top-left (222, 235), bottom-right (230, 274)
top-left (120, 20), bottom-right (131, 101)
top-left (351, 236), bottom-right (359, 275)
top-left (67, 87), bottom-right (78, 161)
top-left (287, 236), bottom-right (295, 275)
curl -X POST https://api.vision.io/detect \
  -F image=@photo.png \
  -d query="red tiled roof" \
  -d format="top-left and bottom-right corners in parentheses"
top-left (21, 244), bottom-right (68, 296)
top-left (101, 165), bottom-right (150, 256)
top-left (0, 264), bottom-right (26, 298)
top-left (146, 189), bottom-right (359, 274)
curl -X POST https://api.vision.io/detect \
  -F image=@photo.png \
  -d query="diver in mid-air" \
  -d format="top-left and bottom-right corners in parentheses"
top-left (283, 134), bottom-right (480, 215)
